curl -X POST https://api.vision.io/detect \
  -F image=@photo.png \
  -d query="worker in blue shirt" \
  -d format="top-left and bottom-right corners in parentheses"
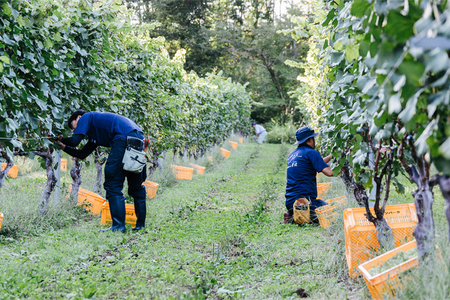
top-left (284, 127), bottom-right (333, 224)
top-left (57, 110), bottom-right (147, 233)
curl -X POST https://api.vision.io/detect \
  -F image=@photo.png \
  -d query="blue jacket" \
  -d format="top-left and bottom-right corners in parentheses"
top-left (285, 145), bottom-right (329, 208)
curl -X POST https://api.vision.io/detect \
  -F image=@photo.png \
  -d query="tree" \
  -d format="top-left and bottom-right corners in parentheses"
top-left (315, 0), bottom-right (450, 262)
top-left (125, 0), bottom-right (222, 75)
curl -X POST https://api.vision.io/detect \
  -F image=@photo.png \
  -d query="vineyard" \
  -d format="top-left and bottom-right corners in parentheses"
top-left (1, 0), bottom-right (450, 299)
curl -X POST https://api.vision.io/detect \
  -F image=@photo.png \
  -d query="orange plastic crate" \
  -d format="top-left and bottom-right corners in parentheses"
top-left (60, 158), bottom-right (67, 171)
top-left (101, 202), bottom-right (137, 227)
top-left (1, 163), bottom-right (18, 178)
top-left (326, 195), bottom-right (347, 208)
top-left (189, 163), bottom-right (206, 174)
top-left (67, 186), bottom-right (106, 216)
top-left (229, 141), bottom-right (238, 150)
top-left (344, 204), bottom-right (417, 278)
top-left (221, 148), bottom-right (231, 158)
top-left (171, 165), bottom-right (194, 180)
top-left (0, 213), bottom-right (3, 230)
top-left (142, 180), bottom-right (159, 198)
top-left (315, 196), bottom-right (348, 229)
top-left (317, 182), bottom-right (332, 199)
top-left (238, 138), bottom-right (243, 143)
top-left (207, 156), bottom-right (213, 164)
top-left (358, 240), bottom-right (441, 300)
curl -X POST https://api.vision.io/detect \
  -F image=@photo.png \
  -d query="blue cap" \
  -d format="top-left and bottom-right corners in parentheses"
top-left (251, 122), bottom-right (256, 126)
top-left (294, 126), bottom-right (318, 145)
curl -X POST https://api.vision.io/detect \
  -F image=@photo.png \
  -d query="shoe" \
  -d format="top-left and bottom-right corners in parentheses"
top-left (284, 213), bottom-right (290, 224)
top-left (100, 195), bottom-right (126, 233)
top-left (132, 197), bottom-right (146, 231)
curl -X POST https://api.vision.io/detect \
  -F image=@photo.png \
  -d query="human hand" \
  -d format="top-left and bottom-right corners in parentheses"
top-left (56, 141), bottom-right (66, 150)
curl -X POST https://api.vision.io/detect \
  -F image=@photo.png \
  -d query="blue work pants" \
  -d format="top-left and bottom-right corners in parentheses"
top-left (103, 131), bottom-right (147, 203)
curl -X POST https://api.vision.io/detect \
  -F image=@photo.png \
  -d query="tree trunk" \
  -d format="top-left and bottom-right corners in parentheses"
top-left (0, 152), bottom-right (13, 189)
top-left (403, 164), bottom-right (436, 263)
top-left (373, 219), bottom-right (395, 250)
top-left (342, 167), bottom-right (395, 250)
top-left (93, 157), bottom-right (103, 193)
top-left (93, 149), bottom-right (107, 193)
top-left (413, 180), bottom-right (436, 262)
top-left (37, 152), bottom-right (57, 215)
top-left (70, 158), bottom-right (82, 205)
top-left (260, 50), bottom-right (284, 102)
top-left (340, 166), bottom-right (366, 207)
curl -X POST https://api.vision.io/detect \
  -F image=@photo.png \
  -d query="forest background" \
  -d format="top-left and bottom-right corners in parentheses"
top-left (124, 0), bottom-right (312, 131)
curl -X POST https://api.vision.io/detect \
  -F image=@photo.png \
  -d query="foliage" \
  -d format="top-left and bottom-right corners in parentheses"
top-left (314, 0), bottom-right (450, 258)
top-left (0, 0), bottom-right (251, 170)
top-left (127, 0), bottom-right (221, 76)
top-left (283, 0), bottom-right (331, 130)
top-left (265, 122), bottom-right (297, 144)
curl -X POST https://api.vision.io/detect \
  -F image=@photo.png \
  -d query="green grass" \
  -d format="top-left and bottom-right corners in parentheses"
top-left (0, 142), bottom-right (449, 299)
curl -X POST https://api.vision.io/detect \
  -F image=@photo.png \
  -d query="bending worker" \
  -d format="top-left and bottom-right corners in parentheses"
top-left (57, 110), bottom-right (147, 233)
top-left (284, 126), bottom-right (333, 224)
top-left (252, 122), bottom-right (267, 144)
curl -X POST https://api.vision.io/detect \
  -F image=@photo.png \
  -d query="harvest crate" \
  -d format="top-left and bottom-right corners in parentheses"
top-left (238, 137), bottom-right (243, 143)
top-left (326, 195), bottom-right (347, 208)
top-left (0, 213), bottom-right (3, 230)
top-left (315, 196), bottom-right (347, 229)
top-left (1, 163), bottom-right (19, 178)
top-left (142, 180), bottom-right (159, 199)
top-left (189, 163), bottom-right (206, 174)
top-left (207, 156), bottom-right (213, 164)
top-left (344, 204), bottom-right (417, 278)
top-left (101, 202), bottom-right (137, 227)
top-left (317, 182), bottom-right (332, 199)
top-left (171, 165), bottom-right (194, 180)
top-left (358, 240), bottom-right (441, 300)
top-left (68, 186), bottom-right (106, 216)
top-left (60, 158), bottom-right (67, 171)
top-left (229, 141), bottom-right (238, 150)
top-left (220, 148), bottom-right (231, 159)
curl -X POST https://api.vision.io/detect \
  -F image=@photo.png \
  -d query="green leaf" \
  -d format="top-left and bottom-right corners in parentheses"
top-left (322, 9), bottom-right (336, 26)
top-left (351, 0), bottom-right (372, 17)
top-left (345, 44), bottom-right (359, 62)
top-left (0, 55), bottom-right (10, 64)
top-left (397, 60), bottom-right (425, 88)
top-left (330, 52), bottom-right (344, 66)
top-left (384, 11), bottom-right (417, 43)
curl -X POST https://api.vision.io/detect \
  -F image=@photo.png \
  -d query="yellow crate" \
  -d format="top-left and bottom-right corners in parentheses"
top-left (207, 156), bottom-right (213, 164)
top-left (326, 195), bottom-right (347, 208)
top-left (101, 202), bottom-right (137, 227)
top-left (142, 180), bottom-right (159, 198)
top-left (220, 148), bottom-right (231, 158)
top-left (1, 163), bottom-right (19, 178)
top-left (315, 196), bottom-right (347, 229)
top-left (229, 141), bottom-right (238, 150)
top-left (67, 186), bottom-right (106, 216)
top-left (60, 158), bottom-right (67, 171)
top-left (0, 213), bottom-right (3, 230)
top-left (189, 163), bottom-right (206, 174)
top-left (171, 165), bottom-right (194, 180)
top-left (344, 204), bottom-right (417, 278)
top-left (317, 182), bottom-right (332, 199)
top-left (238, 137), bottom-right (243, 143)
top-left (358, 240), bottom-right (440, 300)
top-left (316, 205), bottom-right (335, 229)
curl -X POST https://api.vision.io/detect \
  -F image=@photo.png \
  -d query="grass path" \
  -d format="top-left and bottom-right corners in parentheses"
top-left (0, 143), bottom-right (363, 299)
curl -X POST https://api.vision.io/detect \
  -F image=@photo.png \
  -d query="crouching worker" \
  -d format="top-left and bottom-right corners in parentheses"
top-left (57, 110), bottom-right (147, 233)
top-left (284, 127), bottom-right (333, 224)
